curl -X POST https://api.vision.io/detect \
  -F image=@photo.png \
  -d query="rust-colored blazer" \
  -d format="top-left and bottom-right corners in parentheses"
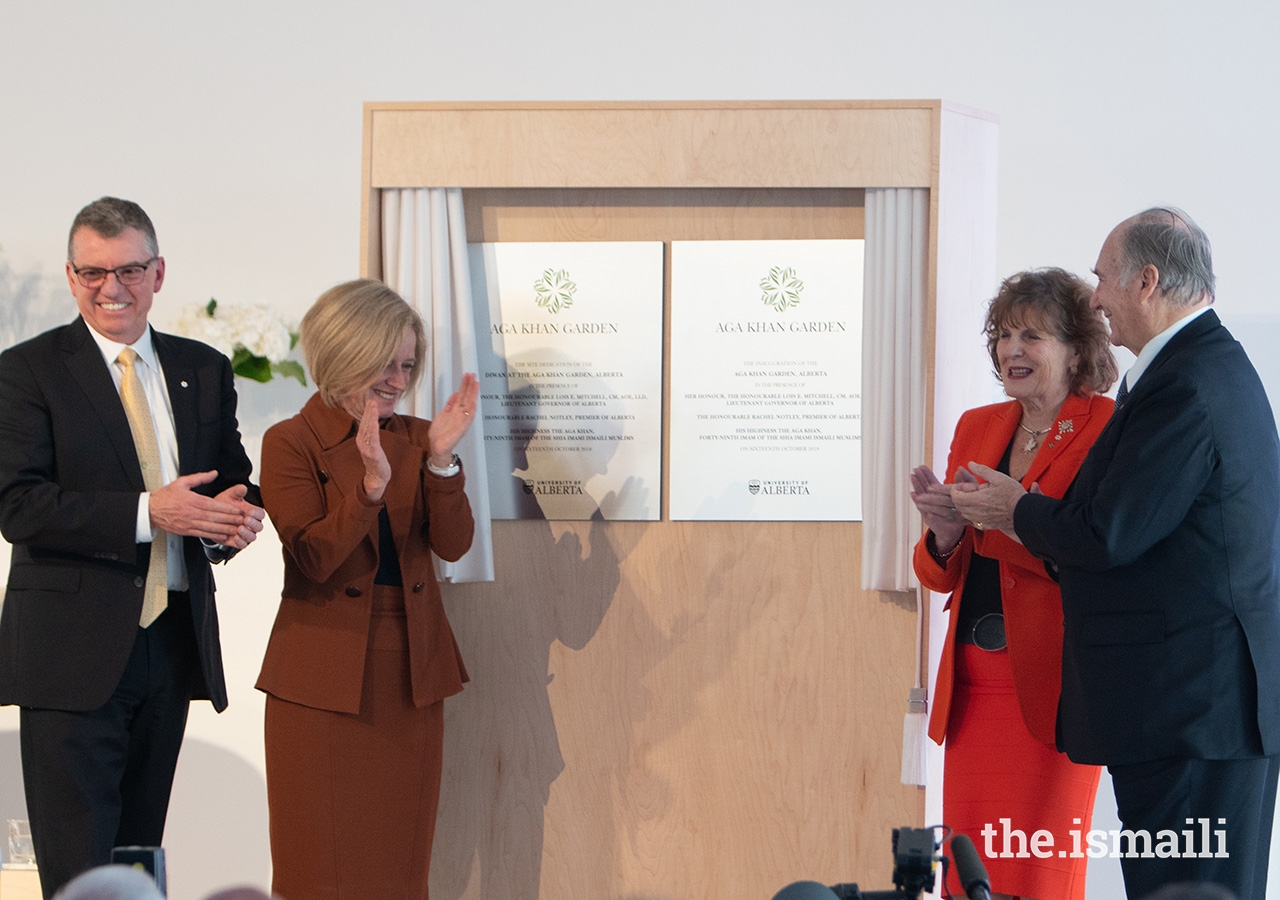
top-left (916, 393), bottom-right (1113, 746)
top-left (255, 392), bottom-right (473, 714)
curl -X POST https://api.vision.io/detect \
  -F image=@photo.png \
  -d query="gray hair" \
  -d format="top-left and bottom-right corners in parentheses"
top-left (1118, 206), bottom-right (1215, 306)
top-left (68, 197), bottom-right (159, 260)
top-left (52, 864), bottom-right (164, 900)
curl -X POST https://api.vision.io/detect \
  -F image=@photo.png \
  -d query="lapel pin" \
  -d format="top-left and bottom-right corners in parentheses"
top-left (180, 380), bottom-right (189, 388)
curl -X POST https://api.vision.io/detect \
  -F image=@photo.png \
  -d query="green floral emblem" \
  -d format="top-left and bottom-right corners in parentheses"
top-left (759, 266), bottom-right (803, 313)
top-left (533, 268), bottom-right (577, 314)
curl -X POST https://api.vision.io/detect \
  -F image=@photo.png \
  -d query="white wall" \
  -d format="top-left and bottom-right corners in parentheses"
top-left (1, 1), bottom-right (1278, 898)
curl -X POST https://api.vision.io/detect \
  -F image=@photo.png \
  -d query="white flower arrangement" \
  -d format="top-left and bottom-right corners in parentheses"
top-left (173, 299), bottom-right (306, 385)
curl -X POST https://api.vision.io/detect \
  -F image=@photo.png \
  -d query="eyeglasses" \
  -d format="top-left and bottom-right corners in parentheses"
top-left (71, 258), bottom-right (158, 288)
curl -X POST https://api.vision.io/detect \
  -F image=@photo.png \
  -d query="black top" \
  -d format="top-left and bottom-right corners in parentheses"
top-left (954, 436), bottom-right (1014, 641)
top-left (374, 506), bottom-right (403, 586)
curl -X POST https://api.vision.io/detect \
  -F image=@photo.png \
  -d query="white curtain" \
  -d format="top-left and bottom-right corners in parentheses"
top-left (381, 188), bottom-right (495, 583)
top-left (862, 188), bottom-right (930, 785)
top-left (860, 188), bottom-right (928, 592)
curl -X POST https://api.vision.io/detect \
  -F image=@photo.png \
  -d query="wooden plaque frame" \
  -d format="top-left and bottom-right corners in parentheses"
top-left (361, 100), bottom-right (997, 900)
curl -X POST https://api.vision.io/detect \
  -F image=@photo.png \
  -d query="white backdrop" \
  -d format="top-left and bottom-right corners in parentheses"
top-left (2, 2), bottom-right (1278, 897)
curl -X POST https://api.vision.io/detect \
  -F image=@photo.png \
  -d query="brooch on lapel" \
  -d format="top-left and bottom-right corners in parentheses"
top-left (1047, 419), bottom-right (1073, 448)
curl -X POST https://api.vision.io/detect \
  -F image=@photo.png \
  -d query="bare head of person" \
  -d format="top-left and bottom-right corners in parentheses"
top-left (1091, 207), bottom-right (1213, 354)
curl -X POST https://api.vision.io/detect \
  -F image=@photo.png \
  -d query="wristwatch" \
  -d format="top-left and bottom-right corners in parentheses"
top-left (427, 453), bottom-right (461, 477)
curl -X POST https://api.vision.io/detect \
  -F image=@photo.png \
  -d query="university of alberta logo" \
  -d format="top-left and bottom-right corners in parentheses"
top-left (749, 479), bottom-right (811, 496)
top-left (759, 266), bottom-right (803, 313)
top-left (533, 268), bottom-right (577, 314)
top-left (523, 479), bottom-right (584, 496)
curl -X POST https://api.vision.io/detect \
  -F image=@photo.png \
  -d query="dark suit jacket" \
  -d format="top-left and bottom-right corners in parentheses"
top-left (916, 393), bottom-right (1113, 745)
top-left (1016, 310), bottom-right (1280, 765)
top-left (0, 317), bottom-right (258, 713)
top-left (255, 392), bottom-right (472, 715)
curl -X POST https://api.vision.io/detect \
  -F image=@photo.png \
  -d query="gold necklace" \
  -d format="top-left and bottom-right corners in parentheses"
top-left (1018, 421), bottom-right (1051, 452)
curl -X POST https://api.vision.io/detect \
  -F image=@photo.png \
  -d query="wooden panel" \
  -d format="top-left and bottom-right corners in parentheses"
top-left (360, 104), bottom-right (380, 279)
top-left (368, 103), bottom-right (934, 189)
top-left (0, 869), bottom-right (41, 900)
top-left (436, 520), bottom-right (919, 900)
top-left (357, 101), bottom-right (1003, 900)
top-left (428, 187), bottom-right (921, 900)
top-left (462, 188), bottom-right (865, 243)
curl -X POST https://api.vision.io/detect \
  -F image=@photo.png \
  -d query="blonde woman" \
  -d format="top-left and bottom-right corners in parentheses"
top-left (257, 279), bottom-right (478, 899)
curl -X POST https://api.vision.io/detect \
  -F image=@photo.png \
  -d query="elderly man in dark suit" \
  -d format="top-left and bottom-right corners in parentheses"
top-left (951, 207), bottom-right (1280, 900)
top-left (0, 197), bottom-right (265, 898)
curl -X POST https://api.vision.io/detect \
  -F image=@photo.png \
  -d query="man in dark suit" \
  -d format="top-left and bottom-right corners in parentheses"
top-left (0, 197), bottom-right (265, 897)
top-left (952, 207), bottom-right (1280, 899)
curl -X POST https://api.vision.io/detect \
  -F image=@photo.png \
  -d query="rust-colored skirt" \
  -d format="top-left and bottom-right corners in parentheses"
top-left (944, 644), bottom-right (1100, 900)
top-left (265, 585), bottom-right (445, 900)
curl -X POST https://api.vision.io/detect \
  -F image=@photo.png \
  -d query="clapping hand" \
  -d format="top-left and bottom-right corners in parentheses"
top-left (950, 462), bottom-right (1026, 534)
top-left (357, 398), bottom-right (392, 502)
top-left (211, 482), bottom-right (265, 550)
top-left (427, 373), bottom-right (480, 468)
top-left (909, 465), bottom-right (968, 552)
top-left (152, 470), bottom-right (256, 545)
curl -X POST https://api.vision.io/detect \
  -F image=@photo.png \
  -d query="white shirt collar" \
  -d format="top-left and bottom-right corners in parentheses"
top-left (85, 322), bottom-right (160, 373)
top-left (1125, 306), bottom-right (1211, 390)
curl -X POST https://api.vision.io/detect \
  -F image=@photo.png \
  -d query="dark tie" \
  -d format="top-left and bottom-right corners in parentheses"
top-left (1116, 374), bottom-right (1129, 408)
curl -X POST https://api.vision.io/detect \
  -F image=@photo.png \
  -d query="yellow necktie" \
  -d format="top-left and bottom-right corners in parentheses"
top-left (117, 348), bottom-right (168, 627)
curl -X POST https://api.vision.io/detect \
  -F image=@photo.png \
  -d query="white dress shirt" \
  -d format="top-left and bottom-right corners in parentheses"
top-left (1125, 305), bottom-right (1212, 392)
top-left (86, 324), bottom-right (189, 590)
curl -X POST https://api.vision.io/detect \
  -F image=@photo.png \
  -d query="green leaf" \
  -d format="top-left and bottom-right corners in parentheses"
top-left (205, 298), bottom-right (218, 317)
top-left (272, 359), bottom-right (307, 386)
top-left (231, 348), bottom-right (272, 383)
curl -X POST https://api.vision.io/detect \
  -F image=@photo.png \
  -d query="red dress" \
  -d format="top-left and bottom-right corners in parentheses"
top-left (916, 395), bottom-right (1113, 900)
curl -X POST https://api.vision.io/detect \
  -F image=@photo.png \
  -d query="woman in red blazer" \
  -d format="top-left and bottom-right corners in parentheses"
top-left (911, 269), bottom-right (1116, 900)
top-left (256, 280), bottom-right (479, 900)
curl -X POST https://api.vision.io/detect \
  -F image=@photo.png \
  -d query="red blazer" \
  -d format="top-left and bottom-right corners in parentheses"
top-left (916, 393), bottom-right (1113, 745)
top-left (256, 392), bottom-right (473, 714)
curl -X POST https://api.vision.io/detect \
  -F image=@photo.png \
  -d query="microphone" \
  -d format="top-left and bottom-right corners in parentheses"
top-left (950, 834), bottom-right (992, 900)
